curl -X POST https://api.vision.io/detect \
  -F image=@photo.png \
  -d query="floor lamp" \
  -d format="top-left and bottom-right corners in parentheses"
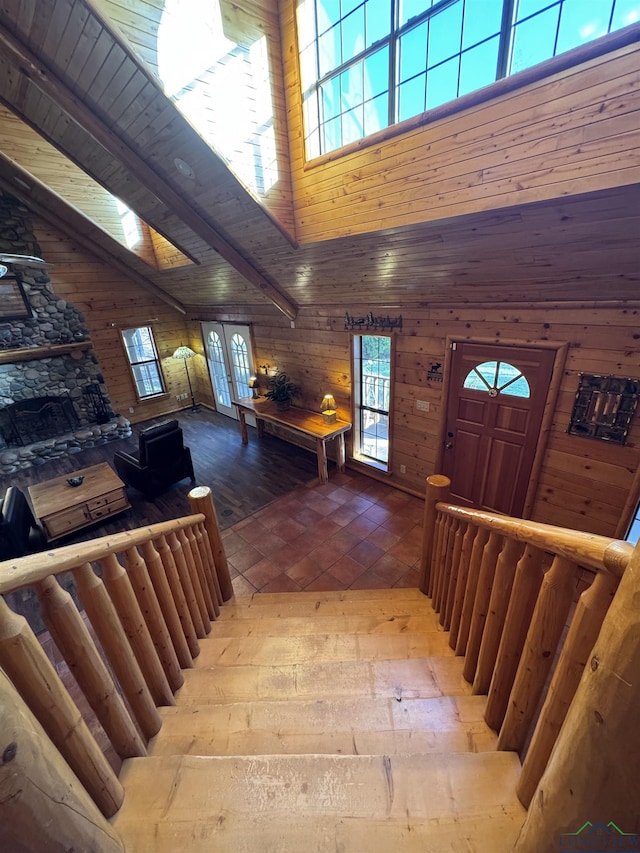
top-left (173, 344), bottom-right (200, 412)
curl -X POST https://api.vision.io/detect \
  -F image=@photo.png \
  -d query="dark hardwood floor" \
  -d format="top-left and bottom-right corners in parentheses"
top-left (3, 406), bottom-right (320, 543)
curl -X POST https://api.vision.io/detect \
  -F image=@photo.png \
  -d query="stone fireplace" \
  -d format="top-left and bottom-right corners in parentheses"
top-left (0, 192), bottom-right (130, 476)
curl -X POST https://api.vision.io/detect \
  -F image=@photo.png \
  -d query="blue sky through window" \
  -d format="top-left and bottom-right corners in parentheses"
top-left (299, 0), bottom-right (640, 157)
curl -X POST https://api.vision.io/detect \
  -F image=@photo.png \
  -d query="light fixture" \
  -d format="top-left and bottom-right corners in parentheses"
top-left (248, 376), bottom-right (259, 399)
top-left (172, 344), bottom-right (200, 412)
top-left (321, 394), bottom-right (337, 424)
top-left (174, 157), bottom-right (195, 179)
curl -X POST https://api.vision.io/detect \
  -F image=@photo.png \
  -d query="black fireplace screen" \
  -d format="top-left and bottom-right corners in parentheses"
top-left (0, 396), bottom-right (80, 447)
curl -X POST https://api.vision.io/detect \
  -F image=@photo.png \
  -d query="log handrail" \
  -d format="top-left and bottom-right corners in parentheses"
top-left (0, 513), bottom-right (206, 594)
top-left (434, 501), bottom-right (633, 576)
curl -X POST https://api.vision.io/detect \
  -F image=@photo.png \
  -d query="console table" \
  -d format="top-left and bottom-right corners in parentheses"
top-left (28, 462), bottom-right (130, 541)
top-left (232, 397), bottom-right (352, 484)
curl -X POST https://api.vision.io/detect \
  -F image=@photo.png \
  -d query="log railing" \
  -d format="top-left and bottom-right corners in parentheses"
top-left (419, 474), bottom-right (633, 818)
top-left (0, 485), bottom-right (231, 850)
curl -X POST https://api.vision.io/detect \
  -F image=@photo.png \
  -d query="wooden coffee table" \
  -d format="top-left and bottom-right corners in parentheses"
top-left (28, 462), bottom-right (131, 541)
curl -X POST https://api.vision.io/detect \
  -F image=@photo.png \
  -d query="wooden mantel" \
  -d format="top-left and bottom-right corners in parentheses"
top-left (0, 341), bottom-right (91, 364)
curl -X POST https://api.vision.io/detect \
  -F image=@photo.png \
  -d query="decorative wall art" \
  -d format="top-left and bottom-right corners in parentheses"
top-left (568, 373), bottom-right (640, 446)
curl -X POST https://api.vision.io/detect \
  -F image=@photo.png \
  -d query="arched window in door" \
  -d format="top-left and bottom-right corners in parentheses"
top-left (463, 361), bottom-right (531, 398)
top-left (207, 331), bottom-right (231, 408)
top-left (230, 333), bottom-right (252, 398)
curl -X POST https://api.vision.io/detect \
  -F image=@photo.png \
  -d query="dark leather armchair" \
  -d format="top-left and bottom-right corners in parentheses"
top-left (113, 419), bottom-right (195, 497)
top-left (0, 486), bottom-right (47, 561)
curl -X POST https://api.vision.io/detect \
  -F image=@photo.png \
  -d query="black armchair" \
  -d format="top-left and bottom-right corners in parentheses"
top-left (113, 419), bottom-right (195, 497)
top-left (0, 486), bottom-right (47, 561)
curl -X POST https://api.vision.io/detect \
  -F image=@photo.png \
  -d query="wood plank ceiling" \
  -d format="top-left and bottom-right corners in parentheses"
top-left (0, 0), bottom-right (638, 317)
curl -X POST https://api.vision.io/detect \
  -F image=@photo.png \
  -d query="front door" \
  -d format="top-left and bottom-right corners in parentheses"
top-left (442, 342), bottom-right (555, 516)
top-left (202, 323), bottom-right (255, 419)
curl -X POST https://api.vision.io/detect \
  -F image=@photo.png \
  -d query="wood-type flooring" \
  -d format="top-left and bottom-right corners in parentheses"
top-left (2, 406), bottom-right (319, 540)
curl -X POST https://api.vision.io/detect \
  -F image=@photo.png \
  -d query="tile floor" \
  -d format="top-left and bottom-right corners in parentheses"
top-left (222, 470), bottom-right (425, 596)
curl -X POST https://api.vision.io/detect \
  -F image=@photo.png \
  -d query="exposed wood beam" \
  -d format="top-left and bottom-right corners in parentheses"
top-left (0, 22), bottom-right (298, 321)
top-left (0, 152), bottom-right (188, 315)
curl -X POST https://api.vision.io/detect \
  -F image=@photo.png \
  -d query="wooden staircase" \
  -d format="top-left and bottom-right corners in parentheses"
top-left (2, 479), bottom-right (638, 852)
top-left (112, 589), bottom-right (526, 851)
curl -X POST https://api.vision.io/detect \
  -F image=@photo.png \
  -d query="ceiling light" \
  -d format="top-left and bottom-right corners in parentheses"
top-left (174, 158), bottom-right (195, 179)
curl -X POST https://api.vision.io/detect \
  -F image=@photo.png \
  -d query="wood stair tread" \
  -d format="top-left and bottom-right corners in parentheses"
top-left (176, 656), bottom-right (472, 704)
top-left (205, 612), bottom-right (443, 637)
top-left (226, 588), bottom-right (427, 605)
top-left (113, 752), bottom-right (525, 852)
top-left (218, 589), bottom-right (435, 620)
top-left (194, 630), bottom-right (454, 667)
top-left (150, 695), bottom-right (497, 757)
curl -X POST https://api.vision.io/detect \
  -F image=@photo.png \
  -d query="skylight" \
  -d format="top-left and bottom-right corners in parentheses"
top-left (156, 0), bottom-right (279, 195)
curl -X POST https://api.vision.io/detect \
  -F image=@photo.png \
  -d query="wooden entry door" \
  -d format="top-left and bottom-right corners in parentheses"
top-left (442, 343), bottom-right (555, 516)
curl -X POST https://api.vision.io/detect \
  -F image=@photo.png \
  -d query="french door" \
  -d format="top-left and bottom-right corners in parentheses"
top-left (202, 323), bottom-right (255, 419)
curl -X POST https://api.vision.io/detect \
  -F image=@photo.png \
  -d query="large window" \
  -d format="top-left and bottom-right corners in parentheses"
top-left (121, 326), bottom-right (166, 400)
top-left (298, 0), bottom-right (640, 157)
top-left (353, 334), bottom-right (392, 468)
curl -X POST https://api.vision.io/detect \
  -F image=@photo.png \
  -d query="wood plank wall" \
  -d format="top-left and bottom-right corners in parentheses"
top-left (33, 216), bottom-right (195, 424)
top-left (195, 302), bottom-right (640, 538)
top-left (279, 0), bottom-right (640, 243)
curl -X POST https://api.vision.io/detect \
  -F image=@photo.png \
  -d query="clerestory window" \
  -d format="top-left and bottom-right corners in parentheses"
top-left (298, 0), bottom-right (640, 158)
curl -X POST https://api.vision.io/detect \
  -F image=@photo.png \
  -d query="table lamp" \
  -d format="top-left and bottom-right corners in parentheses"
top-left (321, 394), bottom-right (337, 424)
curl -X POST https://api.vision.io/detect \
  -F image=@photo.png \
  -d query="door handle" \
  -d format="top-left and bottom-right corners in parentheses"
top-left (445, 442), bottom-right (453, 449)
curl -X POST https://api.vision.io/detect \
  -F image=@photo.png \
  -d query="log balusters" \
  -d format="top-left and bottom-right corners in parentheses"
top-left (497, 555), bottom-right (577, 753)
top-left (195, 520), bottom-right (224, 611)
top-left (156, 534), bottom-right (200, 658)
top-left (448, 521), bottom-right (476, 649)
top-left (0, 489), bottom-right (234, 837)
top-left (462, 531), bottom-right (503, 683)
top-left (419, 474), bottom-right (450, 595)
top-left (167, 530), bottom-right (207, 639)
top-left (514, 541), bottom-right (640, 852)
top-left (184, 523), bottom-right (218, 619)
top-left (517, 568), bottom-right (618, 807)
top-left (141, 538), bottom-right (193, 671)
top-left (73, 561), bottom-right (162, 741)
top-left (0, 667), bottom-right (125, 851)
top-left (442, 520), bottom-right (467, 630)
top-left (34, 574), bottom-right (146, 761)
top-left (484, 544), bottom-right (546, 731)
top-left (189, 485), bottom-right (233, 601)
top-left (428, 513), bottom-right (446, 599)
top-left (0, 597), bottom-right (123, 817)
top-left (434, 516), bottom-right (457, 615)
top-left (473, 537), bottom-right (523, 695)
top-left (455, 526), bottom-right (489, 656)
top-left (418, 473), bottom-right (636, 841)
top-left (104, 549), bottom-right (177, 705)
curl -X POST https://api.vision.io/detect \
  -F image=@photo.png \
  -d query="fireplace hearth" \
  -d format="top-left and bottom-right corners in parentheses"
top-left (0, 395), bottom-right (80, 446)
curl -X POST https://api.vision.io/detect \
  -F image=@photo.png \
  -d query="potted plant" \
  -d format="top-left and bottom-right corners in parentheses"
top-left (265, 371), bottom-right (300, 411)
